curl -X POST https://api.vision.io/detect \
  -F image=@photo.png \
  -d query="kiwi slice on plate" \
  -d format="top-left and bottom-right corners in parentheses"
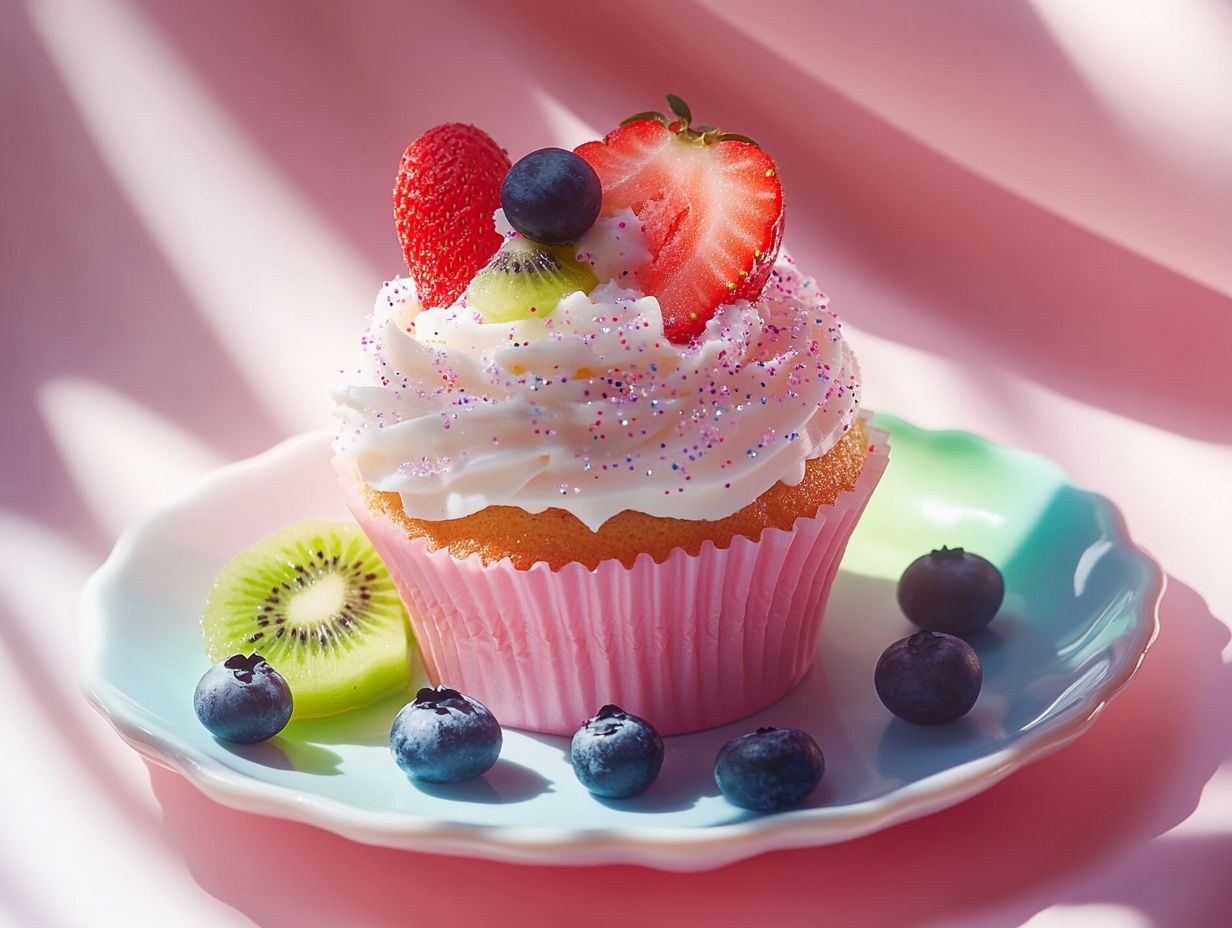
top-left (201, 521), bottom-right (412, 719)
top-left (465, 237), bottom-right (598, 323)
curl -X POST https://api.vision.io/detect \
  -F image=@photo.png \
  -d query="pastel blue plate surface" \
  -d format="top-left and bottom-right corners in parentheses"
top-left (80, 416), bottom-right (1162, 870)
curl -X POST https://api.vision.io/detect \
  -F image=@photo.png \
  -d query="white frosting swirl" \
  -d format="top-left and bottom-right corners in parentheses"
top-left (332, 217), bottom-right (861, 531)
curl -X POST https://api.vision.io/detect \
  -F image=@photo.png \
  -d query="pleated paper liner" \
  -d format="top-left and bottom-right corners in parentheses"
top-left (339, 425), bottom-right (889, 736)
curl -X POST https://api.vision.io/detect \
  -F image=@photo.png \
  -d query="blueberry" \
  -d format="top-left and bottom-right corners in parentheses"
top-left (193, 653), bottom-right (293, 743)
top-left (501, 148), bottom-right (602, 244)
top-left (570, 705), bottom-right (664, 799)
top-left (897, 546), bottom-right (1004, 635)
top-left (875, 631), bottom-right (982, 725)
top-left (389, 685), bottom-right (502, 783)
top-left (714, 727), bottom-right (825, 812)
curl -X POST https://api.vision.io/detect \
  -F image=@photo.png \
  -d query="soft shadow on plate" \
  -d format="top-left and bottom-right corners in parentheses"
top-left (283, 690), bottom-right (415, 748)
top-left (411, 758), bottom-right (553, 804)
top-left (219, 737), bottom-right (343, 776)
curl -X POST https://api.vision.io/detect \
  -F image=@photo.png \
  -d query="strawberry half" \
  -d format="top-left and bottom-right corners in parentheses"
top-left (394, 123), bottom-right (511, 309)
top-left (575, 97), bottom-right (783, 343)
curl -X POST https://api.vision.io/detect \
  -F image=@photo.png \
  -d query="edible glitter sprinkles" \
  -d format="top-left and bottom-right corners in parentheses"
top-left (332, 251), bottom-right (861, 529)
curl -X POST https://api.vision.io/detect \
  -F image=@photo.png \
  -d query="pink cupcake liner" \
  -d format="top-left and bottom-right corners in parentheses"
top-left (338, 425), bottom-right (889, 736)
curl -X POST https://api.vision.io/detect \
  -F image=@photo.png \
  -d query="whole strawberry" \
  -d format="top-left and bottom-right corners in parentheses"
top-left (394, 124), bottom-right (511, 309)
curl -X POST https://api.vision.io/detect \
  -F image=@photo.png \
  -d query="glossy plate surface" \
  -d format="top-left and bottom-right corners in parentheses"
top-left (80, 415), bottom-right (1162, 870)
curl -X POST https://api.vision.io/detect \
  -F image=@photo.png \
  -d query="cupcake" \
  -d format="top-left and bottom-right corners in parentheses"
top-left (332, 99), bottom-right (889, 735)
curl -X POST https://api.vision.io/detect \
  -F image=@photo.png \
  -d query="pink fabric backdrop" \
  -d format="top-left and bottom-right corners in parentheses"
top-left (4, 1), bottom-right (1230, 925)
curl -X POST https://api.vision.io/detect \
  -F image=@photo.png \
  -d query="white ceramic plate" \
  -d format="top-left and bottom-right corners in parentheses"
top-left (80, 416), bottom-right (1162, 871)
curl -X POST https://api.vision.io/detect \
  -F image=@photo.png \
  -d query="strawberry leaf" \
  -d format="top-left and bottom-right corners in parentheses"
top-left (665, 94), bottom-right (692, 128)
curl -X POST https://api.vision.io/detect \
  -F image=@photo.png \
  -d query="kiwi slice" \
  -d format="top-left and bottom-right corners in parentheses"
top-left (201, 521), bottom-right (413, 719)
top-left (465, 237), bottom-right (598, 323)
